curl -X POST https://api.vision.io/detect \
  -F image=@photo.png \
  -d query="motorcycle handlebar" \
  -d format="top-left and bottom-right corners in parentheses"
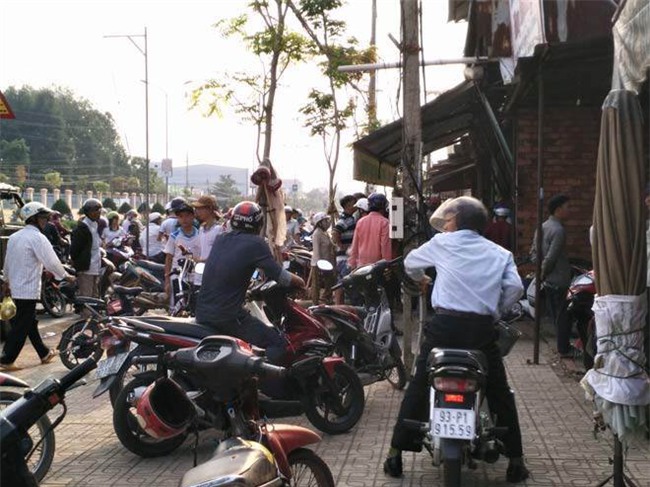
top-left (245, 356), bottom-right (286, 380)
top-left (59, 357), bottom-right (98, 391)
top-left (131, 355), bottom-right (159, 365)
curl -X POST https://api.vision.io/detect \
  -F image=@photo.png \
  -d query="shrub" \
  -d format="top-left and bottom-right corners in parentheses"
top-left (51, 198), bottom-right (72, 216)
top-left (102, 197), bottom-right (117, 211)
top-left (61, 219), bottom-right (78, 231)
top-left (151, 202), bottom-right (165, 214)
top-left (118, 202), bottom-right (133, 214)
top-left (137, 202), bottom-right (150, 213)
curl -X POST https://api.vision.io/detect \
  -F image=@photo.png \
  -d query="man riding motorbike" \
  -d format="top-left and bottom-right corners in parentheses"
top-left (195, 201), bottom-right (305, 364)
top-left (383, 196), bottom-right (529, 484)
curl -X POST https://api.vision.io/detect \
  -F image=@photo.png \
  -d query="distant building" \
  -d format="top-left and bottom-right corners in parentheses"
top-left (155, 164), bottom-right (250, 196)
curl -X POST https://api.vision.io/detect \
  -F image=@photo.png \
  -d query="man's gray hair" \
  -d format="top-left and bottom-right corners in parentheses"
top-left (443, 196), bottom-right (488, 234)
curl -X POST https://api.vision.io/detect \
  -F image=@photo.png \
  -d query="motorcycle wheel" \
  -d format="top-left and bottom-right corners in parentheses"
top-left (41, 286), bottom-right (67, 318)
top-left (113, 375), bottom-right (187, 457)
top-left (288, 448), bottom-right (335, 487)
top-left (0, 391), bottom-right (56, 483)
top-left (109, 347), bottom-right (155, 406)
top-left (57, 320), bottom-right (103, 370)
top-left (385, 340), bottom-right (407, 390)
top-left (302, 362), bottom-right (365, 435)
top-left (443, 458), bottom-right (462, 487)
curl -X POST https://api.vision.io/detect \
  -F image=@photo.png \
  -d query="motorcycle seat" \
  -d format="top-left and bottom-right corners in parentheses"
top-left (310, 305), bottom-right (367, 321)
top-left (112, 285), bottom-right (144, 296)
top-left (136, 315), bottom-right (216, 339)
top-left (136, 260), bottom-right (166, 273)
top-left (74, 296), bottom-right (106, 308)
top-left (427, 348), bottom-right (488, 373)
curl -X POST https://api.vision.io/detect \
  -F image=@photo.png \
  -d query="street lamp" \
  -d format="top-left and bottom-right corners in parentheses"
top-left (104, 27), bottom-right (150, 255)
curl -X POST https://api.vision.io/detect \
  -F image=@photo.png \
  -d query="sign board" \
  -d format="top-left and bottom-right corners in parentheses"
top-left (291, 184), bottom-right (298, 193)
top-left (161, 158), bottom-right (173, 176)
top-left (0, 91), bottom-right (15, 119)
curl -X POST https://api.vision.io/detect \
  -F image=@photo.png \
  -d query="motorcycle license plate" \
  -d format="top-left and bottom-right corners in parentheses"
top-left (95, 352), bottom-right (130, 379)
top-left (431, 408), bottom-right (475, 440)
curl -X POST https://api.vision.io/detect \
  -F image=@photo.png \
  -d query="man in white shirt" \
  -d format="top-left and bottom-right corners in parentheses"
top-left (1, 203), bottom-right (75, 371)
top-left (192, 195), bottom-right (222, 262)
top-left (383, 196), bottom-right (529, 484)
top-left (139, 212), bottom-right (165, 263)
top-left (163, 200), bottom-right (201, 305)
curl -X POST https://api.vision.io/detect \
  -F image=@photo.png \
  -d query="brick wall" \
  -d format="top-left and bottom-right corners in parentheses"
top-left (515, 106), bottom-right (601, 264)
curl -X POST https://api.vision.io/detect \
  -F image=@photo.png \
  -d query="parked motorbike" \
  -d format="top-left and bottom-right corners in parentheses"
top-left (57, 283), bottom-right (149, 370)
top-left (40, 265), bottom-right (76, 318)
top-left (282, 246), bottom-right (312, 282)
top-left (0, 372), bottom-right (55, 483)
top-left (105, 235), bottom-right (136, 269)
top-left (0, 358), bottom-right (97, 487)
top-left (99, 293), bottom-right (364, 445)
top-left (402, 324), bottom-right (522, 487)
top-left (310, 257), bottom-right (407, 389)
top-left (566, 269), bottom-right (596, 369)
top-left (121, 336), bottom-right (335, 486)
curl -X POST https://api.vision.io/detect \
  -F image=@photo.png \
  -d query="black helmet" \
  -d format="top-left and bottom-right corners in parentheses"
top-left (368, 192), bottom-right (388, 212)
top-left (231, 201), bottom-right (263, 233)
top-left (81, 198), bottom-right (102, 215)
top-left (170, 197), bottom-right (193, 214)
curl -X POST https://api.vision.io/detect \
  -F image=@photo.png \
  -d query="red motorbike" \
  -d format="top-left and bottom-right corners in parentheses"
top-left (128, 336), bottom-right (335, 486)
top-left (566, 269), bottom-right (596, 369)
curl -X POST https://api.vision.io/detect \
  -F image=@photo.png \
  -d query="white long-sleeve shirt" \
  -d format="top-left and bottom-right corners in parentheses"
top-left (3, 224), bottom-right (68, 300)
top-left (404, 229), bottom-right (523, 320)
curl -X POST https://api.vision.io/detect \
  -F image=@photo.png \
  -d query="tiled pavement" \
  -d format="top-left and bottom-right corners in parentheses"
top-left (3, 313), bottom-right (649, 486)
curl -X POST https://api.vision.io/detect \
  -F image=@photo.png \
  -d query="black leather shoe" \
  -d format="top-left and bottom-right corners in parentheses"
top-left (506, 464), bottom-right (530, 483)
top-left (383, 455), bottom-right (403, 478)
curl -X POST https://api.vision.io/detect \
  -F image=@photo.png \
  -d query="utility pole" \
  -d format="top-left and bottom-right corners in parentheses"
top-left (104, 27), bottom-right (150, 256)
top-left (185, 152), bottom-right (189, 195)
top-left (400, 0), bottom-right (422, 374)
top-left (368, 0), bottom-right (377, 128)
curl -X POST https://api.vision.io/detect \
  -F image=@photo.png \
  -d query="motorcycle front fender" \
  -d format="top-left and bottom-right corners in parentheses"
top-left (266, 424), bottom-right (321, 478)
top-left (321, 356), bottom-right (345, 378)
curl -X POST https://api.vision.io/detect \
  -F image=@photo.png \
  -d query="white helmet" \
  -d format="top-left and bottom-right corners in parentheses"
top-left (494, 207), bottom-right (510, 217)
top-left (312, 211), bottom-right (330, 226)
top-left (20, 202), bottom-right (52, 223)
top-left (354, 198), bottom-right (369, 212)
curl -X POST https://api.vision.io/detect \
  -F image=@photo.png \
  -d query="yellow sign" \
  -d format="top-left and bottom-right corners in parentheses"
top-left (0, 91), bottom-right (15, 119)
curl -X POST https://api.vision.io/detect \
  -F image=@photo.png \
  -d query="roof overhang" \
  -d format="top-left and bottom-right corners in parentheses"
top-left (352, 81), bottom-right (482, 186)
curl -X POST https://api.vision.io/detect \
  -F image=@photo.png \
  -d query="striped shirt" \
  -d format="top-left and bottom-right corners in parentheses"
top-left (3, 224), bottom-right (68, 300)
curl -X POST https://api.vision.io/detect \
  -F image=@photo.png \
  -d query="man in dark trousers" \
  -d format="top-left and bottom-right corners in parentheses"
top-left (70, 198), bottom-right (103, 301)
top-left (530, 194), bottom-right (573, 357)
top-left (195, 201), bottom-right (304, 364)
top-left (383, 196), bottom-right (529, 484)
top-left (1, 203), bottom-right (75, 371)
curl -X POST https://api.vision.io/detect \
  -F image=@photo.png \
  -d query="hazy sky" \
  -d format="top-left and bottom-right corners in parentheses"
top-left (1, 0), bottom-right (467, 193)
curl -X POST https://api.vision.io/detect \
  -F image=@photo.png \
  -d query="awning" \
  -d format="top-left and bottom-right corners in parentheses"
top-left (352, 79), bottom-right (513, 199)
top-left (352, 81), bottom-right (483, 187)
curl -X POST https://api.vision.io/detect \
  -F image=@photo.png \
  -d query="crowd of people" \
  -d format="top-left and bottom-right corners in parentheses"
top-left (3, 188), bottom-right (575, 484)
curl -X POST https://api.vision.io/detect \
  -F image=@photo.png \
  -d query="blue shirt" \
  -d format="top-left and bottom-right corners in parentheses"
top-left (196, 231), bottom-right (291, 322)
top-left (405, 230), bottom-right (523, 320)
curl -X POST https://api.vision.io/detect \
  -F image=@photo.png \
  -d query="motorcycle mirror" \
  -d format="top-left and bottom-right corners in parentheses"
top-left (316, 260), bottom-right (333, 272)
top-left (195, 262), bottom-right (205, 275)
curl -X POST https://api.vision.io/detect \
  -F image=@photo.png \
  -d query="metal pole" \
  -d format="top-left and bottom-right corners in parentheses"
top-left (338, 56), bottom-right (497, 73)
top-left (144, 27), bottom-right (150, 256)
top-left (533, 64), bottom-right (544, 365)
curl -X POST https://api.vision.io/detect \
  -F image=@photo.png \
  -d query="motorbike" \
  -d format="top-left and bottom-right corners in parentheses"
top-left (124, 335), bottom-right (335, 486)
top-left (56, 281), bottom-right (155, 370)
top-left (98, 293), bottom-right (364, 450)
top-left (282, 246), bottom-right (312, 283)
top-left (0, 358), bottom-right (97, 487)
top-left (0, 372), bottom-right (55, 483)
top-left (40, 270), bottom-right (68, 318)
top-left (402, 323), bottom-right (522, 487)
top-left (105, 235), bottom-right (136, 269)
top-left (309, 257), bottom-right (407, 389)
top-left (566, 269), bottom-right (596, 369)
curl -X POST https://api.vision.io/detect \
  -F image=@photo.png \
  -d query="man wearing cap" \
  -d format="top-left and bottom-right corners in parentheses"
top-left (140, 212), bottom-right (165, 263)
top-left (193, 195), bottom-right (223, 262)
top-left (1, 203), bottom-right (75, 371)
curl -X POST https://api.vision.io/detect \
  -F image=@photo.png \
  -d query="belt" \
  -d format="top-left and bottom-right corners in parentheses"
top-left (434, 307), bottom-right (492, 321)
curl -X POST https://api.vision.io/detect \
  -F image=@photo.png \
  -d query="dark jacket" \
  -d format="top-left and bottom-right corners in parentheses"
top-left (70, 221), bottom-right (93, 272)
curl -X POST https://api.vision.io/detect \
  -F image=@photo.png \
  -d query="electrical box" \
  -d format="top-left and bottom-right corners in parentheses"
top-left (390, 197), bottom-right (404, 239)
